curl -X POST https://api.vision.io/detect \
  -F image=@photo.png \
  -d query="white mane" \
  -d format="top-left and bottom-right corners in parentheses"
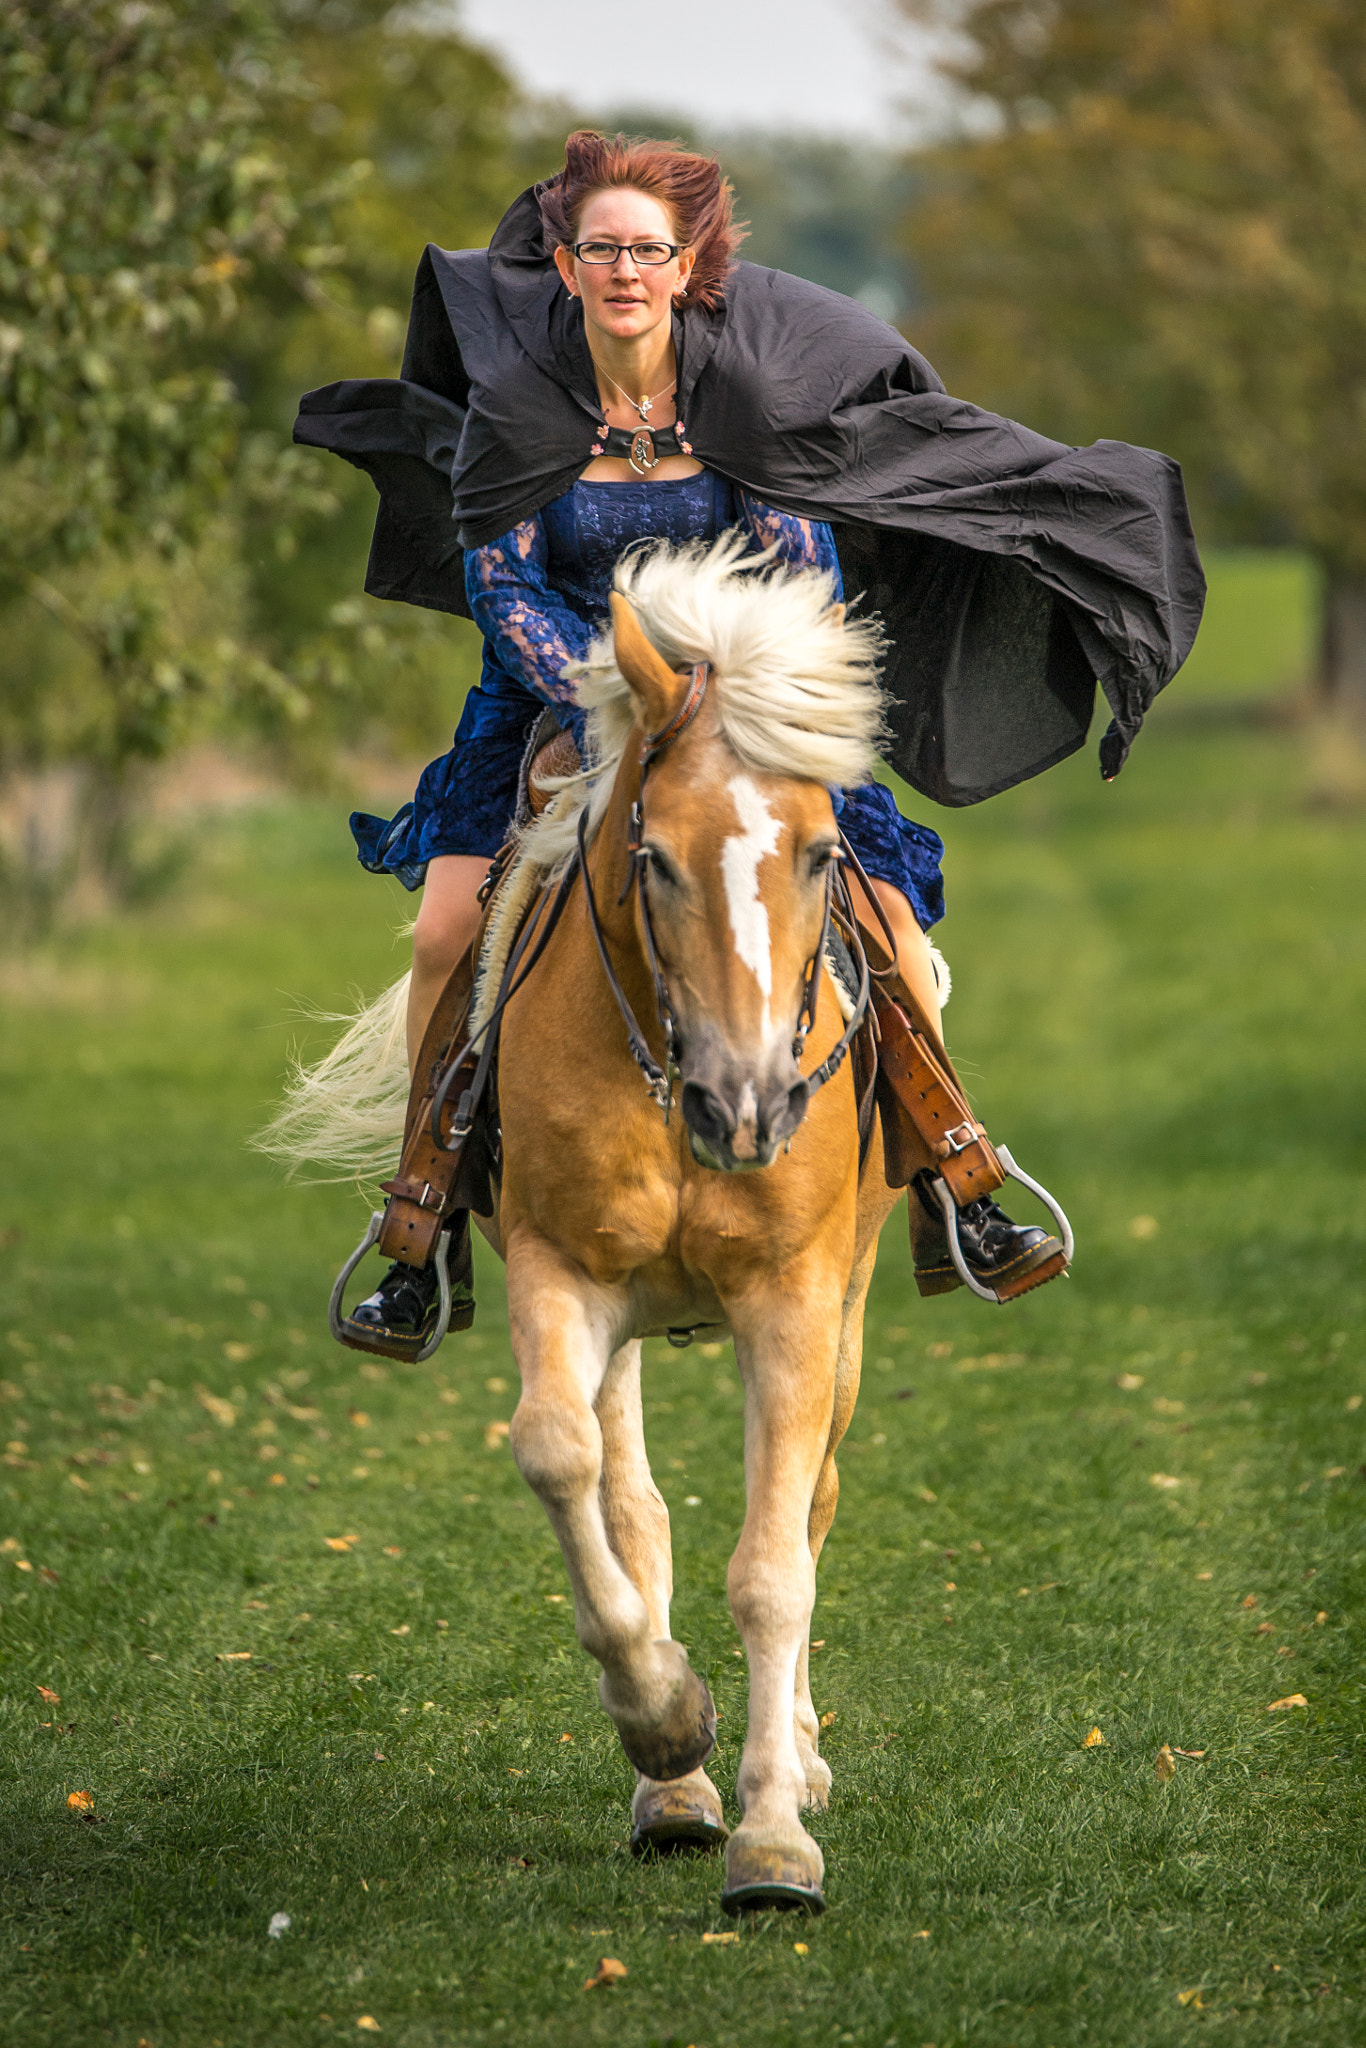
top-left (520, 530), bottom-right (887, 874)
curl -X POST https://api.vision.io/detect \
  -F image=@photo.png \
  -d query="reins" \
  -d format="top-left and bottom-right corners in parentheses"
top-left (429, 655), bottom-right (875, 1159)
top-left (579, 658), bottom-right (873, 1123)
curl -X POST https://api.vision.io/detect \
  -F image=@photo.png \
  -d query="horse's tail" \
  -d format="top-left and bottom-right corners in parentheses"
top-left (252, 974), bottom-right (410, 1185)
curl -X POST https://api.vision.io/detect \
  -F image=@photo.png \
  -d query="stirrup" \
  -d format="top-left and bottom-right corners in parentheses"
top-left (328, 1210), bottom-right (454, 1363)
top-left (928, 1147), bottom-right (1074, 1304)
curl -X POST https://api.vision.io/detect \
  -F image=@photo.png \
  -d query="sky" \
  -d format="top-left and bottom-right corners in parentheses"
top-left (445, 0), bottom-right (945, 142)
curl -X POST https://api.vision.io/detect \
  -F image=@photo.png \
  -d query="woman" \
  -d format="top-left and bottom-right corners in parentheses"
top-left (296, 131), bottom-right (1202, 1345)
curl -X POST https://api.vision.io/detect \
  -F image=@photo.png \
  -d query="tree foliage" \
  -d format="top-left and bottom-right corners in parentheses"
top-left (897, 0), bottom-right (1366, 690)
top-left (0, 0), bottom-right (548, 911)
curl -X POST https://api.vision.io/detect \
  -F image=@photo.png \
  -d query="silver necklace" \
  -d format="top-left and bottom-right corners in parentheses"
top-left (601, 367), bottom-right (676, 421)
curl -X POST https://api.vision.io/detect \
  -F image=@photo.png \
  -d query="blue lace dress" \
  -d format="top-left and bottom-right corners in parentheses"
top-left (350, 471), bottom-right (945, 929)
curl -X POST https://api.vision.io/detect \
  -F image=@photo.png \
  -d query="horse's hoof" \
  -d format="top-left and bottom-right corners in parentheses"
top-left (631, 1772), bottom-right (729, 1857)
top-left (611, 1666), bottom-right (717, 1783)
top-left (722, 1831), bottom-right (825, 1915)
top-left (722, 1879), bottom-right (826, 1916)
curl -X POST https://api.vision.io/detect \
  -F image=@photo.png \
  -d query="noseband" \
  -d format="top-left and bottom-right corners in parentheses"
top-left (578, 660), bottom-right (872, 1123)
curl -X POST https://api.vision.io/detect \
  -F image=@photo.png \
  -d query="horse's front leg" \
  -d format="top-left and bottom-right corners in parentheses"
top-left (793, 1234), bottom-right (878, 1811)
top-left (595, 1341), bottom-right (727, 1853)
top-left (723, 1267), bottom-right (843, 1913)
top-left (505, 1233), bottom-right (717, 1783)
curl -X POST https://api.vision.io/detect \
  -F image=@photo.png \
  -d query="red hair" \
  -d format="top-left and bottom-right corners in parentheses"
top-left (537, 130), bottom-right (746, 312)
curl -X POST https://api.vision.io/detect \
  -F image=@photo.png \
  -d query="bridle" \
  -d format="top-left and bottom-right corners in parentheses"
top-left (578, 659), bottom-right (873, 1125)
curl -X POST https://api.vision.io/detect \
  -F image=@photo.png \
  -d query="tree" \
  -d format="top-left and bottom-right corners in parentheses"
top-left (0, 0), bottom-right (545, 918)
top-left (895, 0), bottom-right (1366, 705)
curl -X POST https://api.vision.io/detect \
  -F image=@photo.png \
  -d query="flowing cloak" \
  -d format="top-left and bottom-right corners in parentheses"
top-left (294, 187), bottom-right (1205, 807)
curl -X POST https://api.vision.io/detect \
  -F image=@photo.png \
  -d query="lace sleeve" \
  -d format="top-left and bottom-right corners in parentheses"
top-left (737, 489), bottom-right (844, 599)
top-left (464, 516), bottom-right (594, 724)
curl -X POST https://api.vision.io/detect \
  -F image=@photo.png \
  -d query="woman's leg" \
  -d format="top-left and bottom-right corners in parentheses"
top-left (407, 854), bottom-right (490, 1074)
top-left (844, 870), bottom-right (945, 1043)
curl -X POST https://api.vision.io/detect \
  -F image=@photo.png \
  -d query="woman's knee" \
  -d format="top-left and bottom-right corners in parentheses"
top-left (412, 856), bottom-right (484, 973)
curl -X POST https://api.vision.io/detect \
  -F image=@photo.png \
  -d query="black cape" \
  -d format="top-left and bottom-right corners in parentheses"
top-left (295, 187), bottom-right (1205, 807)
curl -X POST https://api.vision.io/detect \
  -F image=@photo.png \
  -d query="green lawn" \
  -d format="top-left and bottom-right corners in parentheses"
top-left (2, 687), bottom-right (1363, 2044)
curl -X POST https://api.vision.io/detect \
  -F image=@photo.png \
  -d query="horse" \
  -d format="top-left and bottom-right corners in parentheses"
top-left (269, 534), bottom-right (919, 1913)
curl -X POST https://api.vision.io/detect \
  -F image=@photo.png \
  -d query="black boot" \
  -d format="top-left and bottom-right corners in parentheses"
top-left (343, 1215), bottom-right (475, 1357)
top-left (911, 1172), bottom-right (1066, 1303)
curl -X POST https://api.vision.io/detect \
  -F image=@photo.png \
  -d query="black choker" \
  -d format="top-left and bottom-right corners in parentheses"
top-left (588, 422), bottom-right (693, 474)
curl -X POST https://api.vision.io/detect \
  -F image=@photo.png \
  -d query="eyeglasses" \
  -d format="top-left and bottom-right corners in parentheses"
top-left (571, 240), bottom-right (684, 267)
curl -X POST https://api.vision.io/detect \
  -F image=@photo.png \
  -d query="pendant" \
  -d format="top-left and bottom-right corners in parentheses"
top-left (629, 429), bottom-right (658, 474)
top-left (637, 396), bottom-right (653, 418)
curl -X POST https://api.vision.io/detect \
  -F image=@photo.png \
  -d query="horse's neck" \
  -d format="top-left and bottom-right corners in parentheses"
top-left (588, 746), bottom-right (646, 948)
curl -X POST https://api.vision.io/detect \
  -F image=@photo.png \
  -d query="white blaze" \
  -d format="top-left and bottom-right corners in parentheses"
top-left (721, 775), bottom-right (781, 1030)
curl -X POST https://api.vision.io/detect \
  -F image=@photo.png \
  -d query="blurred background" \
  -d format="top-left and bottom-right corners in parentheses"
top-left (2, 0), bottom-right (1362, 932)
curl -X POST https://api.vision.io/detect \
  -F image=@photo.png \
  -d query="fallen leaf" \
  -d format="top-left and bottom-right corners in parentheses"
top-left (1255, 1621), bottom-right (1274, 1635)
top-left (1176, 1987), bottom-right (1205, 2009)
top-left (1196, 1570), bottom-right (1213, 1581)
top-left (1115, 1372), bottom-right (1144, 1390)
top-left (484, 1420), bottom-right (510, 1449)
top-left (15, 1559), bottom-right (32, 1572)
top-left (324, 1537), bottom-right (352, 1553)
top-left (389, 1625), bottom-right (410, 1637)
top-left (1172, 1747), bottom-right (1207, 1759)
top-left (809, 1639), bottom-right (825, 1652)
top-left (356, 2020), bottom-right (381, 2033)
top-left (1149, 1473), bottom-right (1181, 1490)
top-left (1082, 1726), bottom-right (1104, 1748)
top-left (559, 1731), bottom-right (573, 1742)
top-left (1155, 1743), bottom-right (1176, 1782)
top-left (912, 1928), bottom-right (931, 1939)
top-left (484, 1376), bottom-right (509, 1394)
top-left (793, 1940), bottom-right (809, 1955)
top-left (69, 1473), bottom-right (91, 1492)
top-left (267, 1912), bottom-right (291, 1939)
top-left (701, 1931), bottom-right (739, 1944)
top-left (1315, 1610), bottom-right (1328, 1625)
top-left (1324, 1465), bottom-right (1346, 1480)
top-left (584, 1957), bottom-right (628, 1989)
top-left (1345, 1393), bottom-right (1362, 1412)
top-left (67, 1790), bottom-right (95, 1812)
top-left (216, 1652), bottom-right (251, 1663)
top-left (349, 1411), bottom-right (370, 1429)
top-left (222, 1343), bottom-right (254, 1365)
top-left (545, 1593), bottom-right (565, 1604)
top-left (1152, 1397), bottom-right (1185, 1416)
top-left (196, 1388), bottom-right (237, 1428)
top-left (1129, 1214), bottom-right (1159, 1240)
top-left (917, 1487), bottom-right (937, 1503)
top-left (37, 1685), bottom-right (60, 1705)
top-left (1267, 1694), bottom-right (1308, 1711)
top-left (383, 1545), bottom-right (402, 1558)
top-left (820, 1711), bottom-right (837, 1728)
top-left (1241, 1594), bottom-right (1258, 1609)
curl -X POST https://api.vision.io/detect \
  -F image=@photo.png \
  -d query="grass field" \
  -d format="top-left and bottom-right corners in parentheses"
top-left (2, 585), bottom-right (1364, 2045)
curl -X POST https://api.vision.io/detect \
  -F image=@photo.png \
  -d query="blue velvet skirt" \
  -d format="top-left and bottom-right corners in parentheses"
top-left (352, 670), bottom-right (946, 931)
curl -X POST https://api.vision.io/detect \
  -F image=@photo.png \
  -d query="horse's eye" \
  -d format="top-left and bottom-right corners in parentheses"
top-left (643, 846), bottom-right (678, 886)
top-left (809, 844), bottom-right (841, 878)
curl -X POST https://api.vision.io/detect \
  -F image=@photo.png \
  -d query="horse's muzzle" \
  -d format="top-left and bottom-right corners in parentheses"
top-left (680, 1069), bottom-right (811, 1174)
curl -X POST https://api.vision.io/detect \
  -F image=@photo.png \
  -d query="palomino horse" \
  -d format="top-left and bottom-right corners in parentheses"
top-left (282, 537), bottom-right (911, 1912)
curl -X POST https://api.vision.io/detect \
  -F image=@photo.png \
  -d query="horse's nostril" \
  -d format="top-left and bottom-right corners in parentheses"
top-left (680, 1080), bottom-right (734, 1148)
top-left (769, 1077), bottom-right (810, 1144)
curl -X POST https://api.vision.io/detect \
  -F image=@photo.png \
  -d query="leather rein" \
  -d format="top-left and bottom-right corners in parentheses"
top-left (428, 658), bottom-right (875, 1155)
top-left (578, 659), bottom-right (874, 1124)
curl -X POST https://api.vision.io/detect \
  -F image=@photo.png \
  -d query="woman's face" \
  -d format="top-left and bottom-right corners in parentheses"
top-left (553, 187), bottom-right (694, 347)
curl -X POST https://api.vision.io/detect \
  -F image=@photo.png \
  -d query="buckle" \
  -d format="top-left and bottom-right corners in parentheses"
top-left (938, 1120), bottom-right (980, 1156)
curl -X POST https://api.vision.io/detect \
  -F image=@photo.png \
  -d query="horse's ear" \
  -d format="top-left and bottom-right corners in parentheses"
top-left (610, 591), bottom-right (688, 734)
top-left (827, 601), bottom-right (846, 627)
